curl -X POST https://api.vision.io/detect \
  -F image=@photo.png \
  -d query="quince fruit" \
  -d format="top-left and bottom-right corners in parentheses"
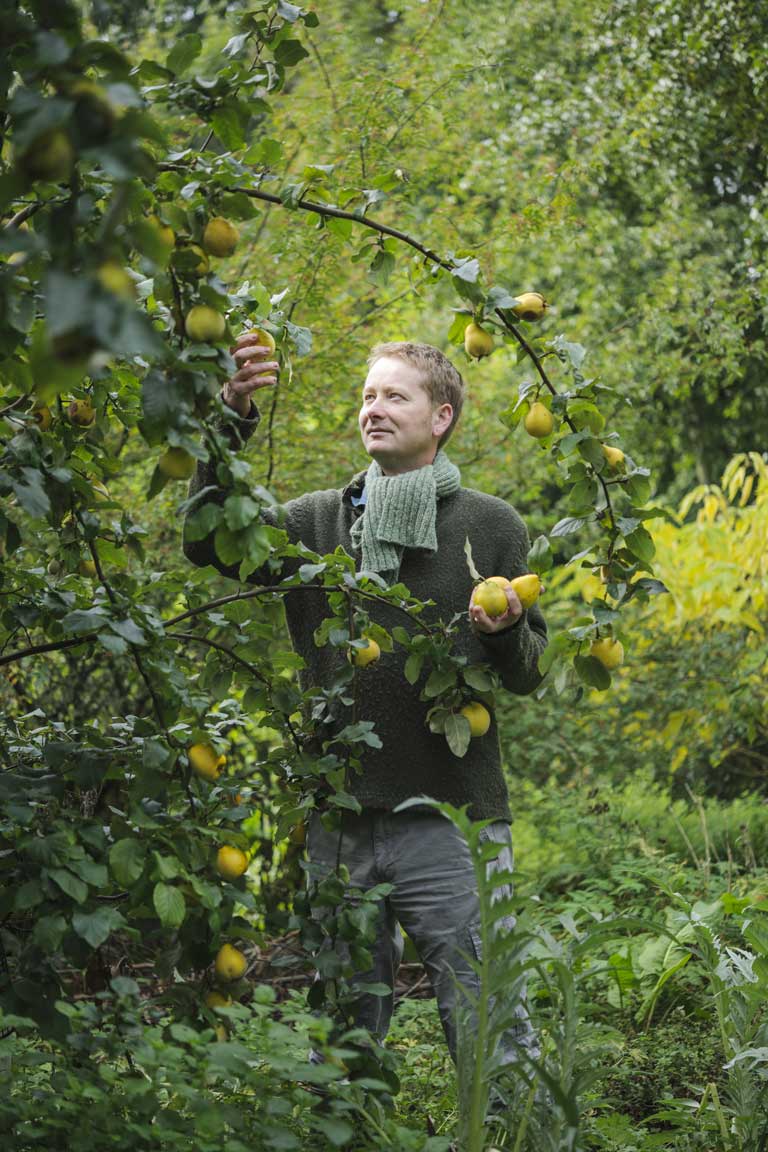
top-left (509, 573), bottom-right (542, 609)
top-left (32, 404), bottom-right (52, 432)
top-left (464, 322), bottom-right (494, 359)
top-left (524, 401), bottom-right (553, 438)
top-left (97, 261), bottom-right (135, 300)
top-left (216, 845), bottom-right (248, 880)
top-left (147, 214), bottom-right (175, 251)
top-left (78, 558), bottom-right (97, 578)
top-left (248, 325), bottom-right (277, 355)
top-left (202, 217), bottom-right (239, 258)
top-left (20, 130), bottom-right (74, 183)
top-left (590, 637), bottom-right (624, 669)
top-left (189, 742), bottom-right (225, 781)
top-left (204, 991), bottom-right (232, 1010)
top-left (459, 701), bottom-right (491, 737)
top-left (214, 943), bottom-right (247, 982)
top-left (602, 445), bottom-right (625, 471)
top-left (158, 447), bottom-right (196, 480)
top-left (69, 80), bottom-right (116, 143)
top-left (289, 822), bottom-right (307, 846)
top-left (350, 637), bottom-right (381, 667)
top-left (172, 244), bottom-right (209, 278)
top-left (68, 398), bottom-right (96, 427)
top-left (473, 579), bottom-right (509, 619)
top-left (185, 305), bottom-right (226, 343)
top-left (511, 292), bottom-right (548, 322)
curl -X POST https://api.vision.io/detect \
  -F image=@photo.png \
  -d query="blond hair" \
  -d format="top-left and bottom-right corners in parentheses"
top-left (367, 341), bottom-right (465, 447)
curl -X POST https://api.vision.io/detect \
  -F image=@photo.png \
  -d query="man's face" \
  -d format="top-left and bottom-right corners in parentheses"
top-left (358, 356), bottom-right (453, 474)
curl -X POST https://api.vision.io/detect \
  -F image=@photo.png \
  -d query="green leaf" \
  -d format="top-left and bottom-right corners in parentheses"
top-left (224, 494), bottom-right (261, 531)
top-left (326, 216), bottom-right (353, 242)
top-left (214, 524), bottom-right (243, 566)
top-left (72, 906), bottom-right (125, 949)
top-left (463, 536), bottom-right (481, 581)
top-left (184, 502), bottom-right (221, 542)
top-left (98, 631), bottom-right (128, 655)
top-left (14, 879), bottom-right (44, 910)
top-left (68, 857), bottom-right (108, 887)
top-left (368, 248), bottom-right (395, 286)
top-left (13, 468), bottom-right (50, 518)
top-left (32, 914), bottom-right (68, 951)
top-left (424, 666), bottom-right (458, 698)
top-left (274, 39), bottom-right (310, 67)
top-left (445, 713), bottom-right (471, 758)
top-left (48, 868), bottom-right (88, 904)
top-left (573, 654), bottom-right (611, 690)
top-left (626, 474), bottom-right (652, 505)
top-left (108, 618), bottom-right (146, 645)
top-left (312, 1117), bottom-right (355, 1147)
top-left (557, 430), bottom-right (591, 456)
top-left (624, 524), bottom-right (656, 566)
top-left (62, 608), bottom-right (109, 634)
top-left (537, 632), bottom-right (570, 676)
top-left (577, 436), bottom-right (606, 470)
top-left (463, 666), bottom-right (494, 693)
top-left (167, 34), bottom-right (203, 75)
top-left (404, 653), bottom-right (423, 685)
top-left (551, 515), bottom-right (591, 537)
top-left (450, 257), bottom-right (480, 283)
top-left (211, 103), bottom-right (247, 151)
top-left (527, 534), bottom-right (553, 575)
top-left (109, 838), bottom-right (146, 887)
top-left (153, 882), bottom-right (186, 929)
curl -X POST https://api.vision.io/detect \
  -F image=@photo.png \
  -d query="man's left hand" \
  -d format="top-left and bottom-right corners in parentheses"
top-left (469, 585), bottom-right (523, 634)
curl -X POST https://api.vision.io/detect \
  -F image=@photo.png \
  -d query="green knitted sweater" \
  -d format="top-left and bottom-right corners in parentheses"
top-left (183, 406), bottom-right (548, 822)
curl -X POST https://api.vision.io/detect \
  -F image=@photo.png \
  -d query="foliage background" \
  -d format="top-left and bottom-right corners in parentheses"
top-left (2, 1), bottom-right (767, 1149)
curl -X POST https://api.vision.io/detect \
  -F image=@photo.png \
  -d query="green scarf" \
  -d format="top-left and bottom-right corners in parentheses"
top-left (350, 452), bottom-right (462, 581)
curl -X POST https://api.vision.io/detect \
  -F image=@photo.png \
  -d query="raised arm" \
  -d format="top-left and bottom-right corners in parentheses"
top-left (182, 331), bottom-right (280, 580)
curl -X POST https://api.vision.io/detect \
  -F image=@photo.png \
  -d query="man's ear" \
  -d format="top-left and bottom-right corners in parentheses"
top-left (432, 403), bottom-right (453, 437)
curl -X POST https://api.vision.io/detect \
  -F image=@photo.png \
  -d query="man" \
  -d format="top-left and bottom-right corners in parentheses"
top-left (183, 332), bottom-right (548, 1071)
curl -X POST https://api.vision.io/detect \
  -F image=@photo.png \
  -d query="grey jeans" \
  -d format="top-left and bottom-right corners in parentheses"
top-left (306, 807), bottom-right (537, 1065)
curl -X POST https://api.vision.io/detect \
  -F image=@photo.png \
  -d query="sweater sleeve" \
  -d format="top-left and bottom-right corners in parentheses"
top-left (477, 601), bottom-right (548, 696)
top-left (182, 401), bottom-right (284, 584)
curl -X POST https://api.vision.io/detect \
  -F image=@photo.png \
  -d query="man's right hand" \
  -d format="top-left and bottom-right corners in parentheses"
top-left (221, 330), bottom-right (280, 418)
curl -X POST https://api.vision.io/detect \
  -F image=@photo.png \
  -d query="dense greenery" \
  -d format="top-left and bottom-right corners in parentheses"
top-left (1, 1), bottom-right (767, 1149)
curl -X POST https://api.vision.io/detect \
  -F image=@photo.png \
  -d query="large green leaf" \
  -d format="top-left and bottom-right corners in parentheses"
top-left (153, 882), bottom-right (186, 929)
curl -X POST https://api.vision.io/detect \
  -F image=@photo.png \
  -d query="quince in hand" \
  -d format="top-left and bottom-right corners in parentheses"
top-left (509, 573), bottom-right (542, 609)
top-left (472, 579), bottom-right (509, 619)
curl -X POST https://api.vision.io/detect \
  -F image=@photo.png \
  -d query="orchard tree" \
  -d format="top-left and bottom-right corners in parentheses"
top-left (0, 2), bottom-right (671, 1134)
